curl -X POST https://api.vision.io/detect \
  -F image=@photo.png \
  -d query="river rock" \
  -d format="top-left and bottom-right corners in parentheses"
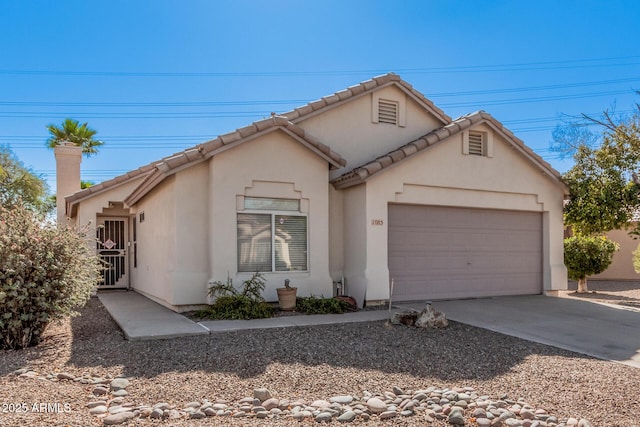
top-left (366, 397), bottom-right (387, 413)
top-left (253, 388), bottom-right (271, 401)
top-left (103, 411), bottom-right (136, 425)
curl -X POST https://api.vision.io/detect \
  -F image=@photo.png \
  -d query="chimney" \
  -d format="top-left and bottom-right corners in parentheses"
top-left (54, 142), bottom-right (82, 225)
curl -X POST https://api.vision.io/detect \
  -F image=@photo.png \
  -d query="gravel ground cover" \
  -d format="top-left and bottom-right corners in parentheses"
top-left (1, 294), bottom-right (640, 427)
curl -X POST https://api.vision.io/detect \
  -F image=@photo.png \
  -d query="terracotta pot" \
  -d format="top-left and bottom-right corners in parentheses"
top-left (276, 287), bottom-right (297, 311)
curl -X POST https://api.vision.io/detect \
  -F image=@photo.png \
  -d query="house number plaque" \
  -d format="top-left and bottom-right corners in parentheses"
top-left (371, 219), bottom-right (384, 226)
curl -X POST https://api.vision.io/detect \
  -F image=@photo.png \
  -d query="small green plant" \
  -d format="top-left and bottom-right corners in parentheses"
top-left (197, 272), bottom-right (274, 320)
top-left (295, 295), bottom-right (349, 315)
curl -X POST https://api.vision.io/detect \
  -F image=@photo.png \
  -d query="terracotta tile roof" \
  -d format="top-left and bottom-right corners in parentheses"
top-left (123, 116), bottom-right (346, 206)
top-left (65, 164), bottom-right (156, 216)
top-left (66, 116), bottom-right (345, 213)
top-left (331, 111), bottom-right (568, 192)
top-left (281, 73), bottom-right (452, 125)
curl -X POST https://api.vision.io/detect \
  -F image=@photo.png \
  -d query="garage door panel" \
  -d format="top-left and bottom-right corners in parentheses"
top-left (389, 205), bottom-right (542, 301)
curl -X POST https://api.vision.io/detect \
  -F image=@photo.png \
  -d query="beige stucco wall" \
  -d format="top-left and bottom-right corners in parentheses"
top-left (340, 124), bottom-right (567, 305)
top-left (132, 177), bottom-right (176, 306)
top-left (75, 178), bottom-right (146, 229)
top-left (171, 162), bottom-right (210, 305)
top-left (342, 185), bottom-right (368, 305)
top-left (297, 85), bottom-right (444, 180)
top-left (209, 130), bottom-right (333, 302)
top-left (593, 228), bottom-right (640, 280)
top-left (328, 184), bottom-right (344, 282)
top-left (130, 163), bottom-right (210, 309)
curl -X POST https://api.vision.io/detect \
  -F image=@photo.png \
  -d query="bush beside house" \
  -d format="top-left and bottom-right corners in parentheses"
top-left (0, 203), bottom-right (101, 350)
top-left (564, 235), bottom-right (619, 293)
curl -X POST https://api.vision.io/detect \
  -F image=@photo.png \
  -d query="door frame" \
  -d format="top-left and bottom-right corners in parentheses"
top-left (96, 215), bottom-right (130, 289)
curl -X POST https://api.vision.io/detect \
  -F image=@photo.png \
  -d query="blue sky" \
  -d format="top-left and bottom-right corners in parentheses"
top-left (1, 0), bottom-right (639, 191)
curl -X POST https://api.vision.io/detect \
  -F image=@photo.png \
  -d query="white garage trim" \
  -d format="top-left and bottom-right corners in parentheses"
top-left (388, 204), bottom-right (542, 301)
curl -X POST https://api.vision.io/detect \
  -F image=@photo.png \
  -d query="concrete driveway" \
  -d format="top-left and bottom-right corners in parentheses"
top-left (399, 295), bottom-right (640, 368)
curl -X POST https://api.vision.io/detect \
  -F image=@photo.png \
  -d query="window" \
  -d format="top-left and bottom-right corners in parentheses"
top-left (237, 198), bottom-right (308, 272)
top-left (377, 99), bottom-right (398, 125)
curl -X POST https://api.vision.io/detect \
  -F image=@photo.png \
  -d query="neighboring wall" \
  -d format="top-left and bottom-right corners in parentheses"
top-left (593, 228), bottom-right (640, 281)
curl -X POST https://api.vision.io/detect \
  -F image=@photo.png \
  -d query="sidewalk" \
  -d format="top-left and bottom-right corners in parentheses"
top-left (98, 290), bottom-right (391, 341)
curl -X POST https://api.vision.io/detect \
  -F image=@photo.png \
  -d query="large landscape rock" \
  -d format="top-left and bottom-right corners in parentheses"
top-left (415, 303), bottom-right (448, 329)
top-left (391, 303), bottom-right (448, 329)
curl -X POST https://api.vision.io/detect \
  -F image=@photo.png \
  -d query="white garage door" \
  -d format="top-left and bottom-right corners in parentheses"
top-left (388, 204), bottom-right (542, 301)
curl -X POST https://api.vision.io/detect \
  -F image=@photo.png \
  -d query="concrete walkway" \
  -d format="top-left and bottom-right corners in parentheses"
top-left (399, 295), bottom-right (640, 369)
top-left (98, 290), bottom-right (391, 341)
top-left (98, 291), bottom-right (209, 340)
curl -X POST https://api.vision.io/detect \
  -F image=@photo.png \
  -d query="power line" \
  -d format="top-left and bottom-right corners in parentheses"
top-left (1, 77), bottom-right (638, 107)
top-left (0, 88), bottom-right (635, 120)
top-left (1, 55), bottom-right (639, 77)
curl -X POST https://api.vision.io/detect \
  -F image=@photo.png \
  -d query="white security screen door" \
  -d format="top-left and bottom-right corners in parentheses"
top-left (96, 217), bottom-right (129, 288)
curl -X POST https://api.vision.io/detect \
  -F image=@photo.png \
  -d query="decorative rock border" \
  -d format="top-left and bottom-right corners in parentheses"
top-left (12, 368), bottom-right (593, 426)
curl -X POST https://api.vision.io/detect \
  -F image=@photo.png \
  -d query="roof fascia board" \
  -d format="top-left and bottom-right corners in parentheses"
top-left (66, 171), bottom-right (153, 217)
top-left (125, 125), bottom-right (345, 206)
top-left (332, 114), bottom-right (567, 193)
top-left (288, 80), bottom-right (450, 126)
top-left (123, 170), bottom-right (166, 207)
top-left (479, 120), bottom-right (568, 194)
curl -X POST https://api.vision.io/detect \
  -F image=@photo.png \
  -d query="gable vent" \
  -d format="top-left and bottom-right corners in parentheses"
top-left (378, 99), bottom-right (398, 125)
top-left (468, 131), bottom-right (485, 156)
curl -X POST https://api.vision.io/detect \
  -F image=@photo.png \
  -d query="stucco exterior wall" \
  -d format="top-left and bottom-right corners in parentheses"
top-left (75, 178), bottom-right (146, 229)
top-left (342, 185), bottom-right (367, 305)
top-left (172, 162), bottom-right (210, 305)
top-left (593, 228), bottom-right (640, 280)
top-left (328, 184), bottom-right (344, 282)
top-left (344, 124), bottom-right (567, 304)
top-left (209, 130), bottom-right (333, 302)
top-left (296, 85), bottom-right (444, 180)
top-left (131, 177), bottom-right (177, 307)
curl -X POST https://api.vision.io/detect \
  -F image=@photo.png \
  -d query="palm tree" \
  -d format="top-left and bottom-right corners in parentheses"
top-left (46, 118), bottom-right (104, 157)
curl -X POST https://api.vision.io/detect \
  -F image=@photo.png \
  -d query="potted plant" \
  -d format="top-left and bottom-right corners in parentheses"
top-left (276, 279), bottom-right (297, 311)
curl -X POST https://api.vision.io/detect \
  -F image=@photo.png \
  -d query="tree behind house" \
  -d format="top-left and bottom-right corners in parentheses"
top-left (0, 147), bottom-right (52, 214)
top-left (46, 118), bottom-right (104, 157)
top-left (555, 103), bottom-right (640, 291)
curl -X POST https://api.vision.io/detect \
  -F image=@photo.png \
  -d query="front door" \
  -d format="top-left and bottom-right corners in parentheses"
top-left (97, 217), bottom-right (129, 288)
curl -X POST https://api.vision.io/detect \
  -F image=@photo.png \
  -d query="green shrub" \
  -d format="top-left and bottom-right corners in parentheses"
top-left (564, 234), bottom-right (618, 292)
top-left (197, 272), bottom-right (274, 320)
top-left (295, 295), bottom-right (349, 314)
top-left (632, 243), bottom-right (640, 275)
top-left (564, 235), bottom-right (618, 280)
top-left (0, 203), bottom-right (102, 350)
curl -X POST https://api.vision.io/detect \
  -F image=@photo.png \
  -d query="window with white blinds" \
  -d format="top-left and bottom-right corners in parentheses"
top-left (237, 198), bottom-right (308, 272)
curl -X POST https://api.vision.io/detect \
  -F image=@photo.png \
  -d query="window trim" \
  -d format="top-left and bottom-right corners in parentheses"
top-left (237, 208), bottom-right (309, 273)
